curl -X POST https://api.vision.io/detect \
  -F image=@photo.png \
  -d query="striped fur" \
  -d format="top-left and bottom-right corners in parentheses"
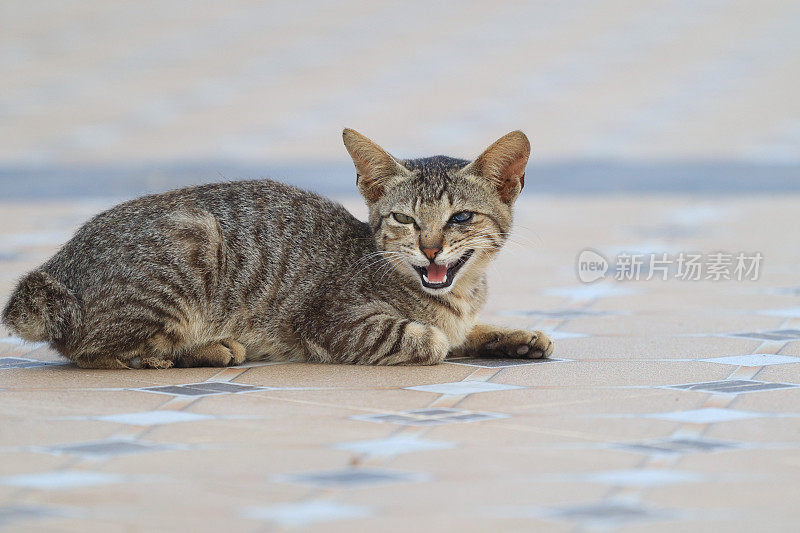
top-left (2, 130), bottom-right (554, 368)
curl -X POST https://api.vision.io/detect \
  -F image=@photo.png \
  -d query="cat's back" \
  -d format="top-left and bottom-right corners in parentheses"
top-left (44, 179), bottom-right (370, 287)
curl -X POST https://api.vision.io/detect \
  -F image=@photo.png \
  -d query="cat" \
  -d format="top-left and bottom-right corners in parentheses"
top-left (2, 129), bottom-right (554, 368)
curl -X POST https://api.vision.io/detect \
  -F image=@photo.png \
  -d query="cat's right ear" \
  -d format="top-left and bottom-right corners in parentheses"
top-left (343, 128), bottom-right (407, 203)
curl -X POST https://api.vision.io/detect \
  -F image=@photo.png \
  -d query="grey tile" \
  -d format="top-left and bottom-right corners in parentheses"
top-left (0, 505), bottom-right (64, 526)
top-left (666, 379), bottom-right (798, 394)
top-left (405, 408), bottom-right (459, 416)
top-left (40, 439), bottom-right (179, 458)
top-left (446, 413), bottom-right (501, 422)
top-left (137, 381), bottom-right (269, 397)
top-left (0, 357), bottom-right (64, 369)
top-left (702, 354), bottom-right (800, 366)
top-left (446, 357), bottom-right (568, 368)
top-left (617, 437), bottom-right (740, 455)
top-left (726, 329), bottom-right (800, 341)
top-left (352, 408), bottom-right (508, 426)
top-left (272, 467), bottom-right (427, 489)
top-left (549, 502), bottom-right (677, 525)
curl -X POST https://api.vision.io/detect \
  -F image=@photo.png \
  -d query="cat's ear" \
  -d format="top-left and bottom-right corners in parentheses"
top-left (463, 131), bottom-right (530, 204)
top-left (343, 128), bottom-right (408, 203)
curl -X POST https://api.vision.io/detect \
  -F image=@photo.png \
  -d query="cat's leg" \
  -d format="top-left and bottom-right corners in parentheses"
top-left (73, 339), bottom-right (246, 369)
top-left (452, 324), bottom-right (554, 359)
top-left (176, 338), bottom-right (247, 368)
top-left (73, 353), bottom-right (131, 369)
top-left (314, 311), bottom-right (449, 365)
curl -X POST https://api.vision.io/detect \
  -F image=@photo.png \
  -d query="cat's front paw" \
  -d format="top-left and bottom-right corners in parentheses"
top-left (481, 329), bottom-right (554, 359)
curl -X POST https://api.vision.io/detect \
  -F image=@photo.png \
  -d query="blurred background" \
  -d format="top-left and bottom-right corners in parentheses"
top-left (1, 0), bottom-right (799, 198)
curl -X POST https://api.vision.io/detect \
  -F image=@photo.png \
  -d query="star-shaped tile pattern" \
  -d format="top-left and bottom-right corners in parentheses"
top-left (242, 500), bottom-right (373, 527)
top-left (93, 410), bottom-right (213, 426)
top-left (333, 435), bottom-right (454, 457)
top-left (547, 502), bottom-right (678, 526)
top-left (137, 382), bottom-right (270, 397)
top-left (1, 471), bottom-right (126, 490)
top-left (616, 437), bottom-right (740, 455)
top-left (352, 408), bottom-right (508, 426)
top-left (0, 505), bottom-right (65, 527)
top-left (701, 354), bottom-right (800, 366)
top-left (645, 408), bottom-right (770, 423)
top-left (0, 357), bottom-right (64, 369)
top-left (272, 467), bottom-right (427, 489)
top-left (666, 379), bottom-right (798, 394)
top-left (724, 329), bottom-right (800, 342)
top-left (759, 307), bottom-right (800, 318)
top-left (404, 380), bottom-right (524, 395)
top-left (39, 439), bottom-right (181, 458)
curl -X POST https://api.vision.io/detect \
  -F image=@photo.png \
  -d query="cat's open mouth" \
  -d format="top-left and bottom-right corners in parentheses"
top-left (414, 250), bottom-right (474, 290)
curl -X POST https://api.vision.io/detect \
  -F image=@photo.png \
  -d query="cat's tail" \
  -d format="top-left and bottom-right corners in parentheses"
top-left (2, 270), bottom-right (82, 349)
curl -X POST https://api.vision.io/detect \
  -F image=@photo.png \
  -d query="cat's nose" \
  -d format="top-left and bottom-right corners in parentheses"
top-left (421, 246), bottom-right (441, 261)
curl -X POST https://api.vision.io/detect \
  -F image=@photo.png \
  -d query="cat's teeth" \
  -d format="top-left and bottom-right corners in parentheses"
top-left (422, 273), bottom-right (447, 285)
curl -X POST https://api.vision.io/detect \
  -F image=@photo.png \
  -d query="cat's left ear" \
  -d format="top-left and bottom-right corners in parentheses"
top-left (462, 130), bottom-right (530, 204)
top-left (343, 128), bottom-right (409, 203)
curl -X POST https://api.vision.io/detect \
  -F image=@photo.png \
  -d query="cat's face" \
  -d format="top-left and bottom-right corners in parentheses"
top-left (343, 129), bottom-right (529, 295)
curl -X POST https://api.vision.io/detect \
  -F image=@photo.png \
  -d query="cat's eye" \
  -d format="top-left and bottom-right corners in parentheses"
top-left (392, 212), bottom-right (416, 224)
top-left (448, 211), bottom-right (474, 224)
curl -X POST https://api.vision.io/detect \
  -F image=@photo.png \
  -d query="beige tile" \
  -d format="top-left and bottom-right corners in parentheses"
top-left (235, 362), bottom-right (475, 388)
top-left (496, 361), bottom-right (730, 387)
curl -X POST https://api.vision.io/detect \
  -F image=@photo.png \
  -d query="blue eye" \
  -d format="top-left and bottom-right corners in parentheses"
top-left (449, 211), bottom-right (474, 224)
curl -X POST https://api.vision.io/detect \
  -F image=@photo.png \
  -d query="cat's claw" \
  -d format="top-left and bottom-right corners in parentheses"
top-left (480, 329), bottom-right (554, 359)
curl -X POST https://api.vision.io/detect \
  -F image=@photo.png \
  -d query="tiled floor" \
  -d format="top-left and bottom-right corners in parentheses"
top-left (1, 194), bottom-right (799, 531)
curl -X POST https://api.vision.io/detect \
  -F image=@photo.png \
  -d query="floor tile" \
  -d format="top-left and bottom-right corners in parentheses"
top-left (0, 505), bottom-right (66, 527)
top-left (666, 379), bottom-right (799, 394)
top-left (333, 435), bottom-right (454, 457)
top-left (0, 471), bottom-right (125, 490)
top-left (136, 382), bottom-right (270, 397)
top-left (577, 469), bottom-right (704, 486)
top-left (404, 380), bottom-right (525, 395)
top-left (645, 408), bottom-right (771, 423)
top-left (0, 357), bottom-right (65, 369)
top-left (93, 410), bottom-right (213, 426)
top-left (498, 309), bottom-right (614, 319)
top-left (616, 437), bottom-right (741, 455)
top-left (759, 307), bottom-right (800, 318)
top-left (700, 354), bottom-right (800, 366)
top-left (541, 285), bottom-right (639, 301)
top-left (38, 439), bottom-right (182, 458)
top-left (494, 501), bottom-right (680, 527)
top-left (542, 330), bottom-right (589, 340)
top-left (241, 500), bottom-right (373, 527)
top-left (546, 501), bottom-right (680, 526)
top-left (271, 467), bottom-right (428, 489)
top-left (446, 357), bottom-right (569, 368)
top-left (724, 329), bottom-right (800, 341)
top-left (352, 408), bottom-right (509, 426)
top-left (0, 336), bottom-right (46, 348)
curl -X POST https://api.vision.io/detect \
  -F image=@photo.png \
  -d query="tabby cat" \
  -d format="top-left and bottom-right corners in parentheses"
top-left (2, 130), bottom-right (554, 368)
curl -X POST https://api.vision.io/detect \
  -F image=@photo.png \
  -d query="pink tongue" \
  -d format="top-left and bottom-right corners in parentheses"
top-left (425, 263), bottom-right (448, 283)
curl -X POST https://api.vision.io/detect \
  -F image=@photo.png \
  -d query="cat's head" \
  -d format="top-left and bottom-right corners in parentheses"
top-left (343, 128), bottom-right (529, 295)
